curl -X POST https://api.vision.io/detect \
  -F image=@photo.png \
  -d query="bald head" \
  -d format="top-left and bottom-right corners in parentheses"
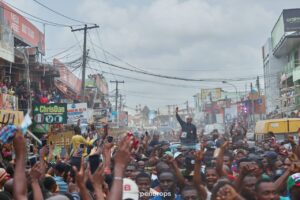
top-left (4, 179), bottom-right (13, 195)
top-left (46, 195), bottom-right (69, 200)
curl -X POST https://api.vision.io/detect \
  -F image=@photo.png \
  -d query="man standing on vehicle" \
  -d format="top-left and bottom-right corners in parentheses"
top-left (175, 107), bottom-right (198, 149)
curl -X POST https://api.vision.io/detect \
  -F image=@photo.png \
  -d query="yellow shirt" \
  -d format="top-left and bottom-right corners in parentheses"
top-left (71, 135), bottom-right (94, 156)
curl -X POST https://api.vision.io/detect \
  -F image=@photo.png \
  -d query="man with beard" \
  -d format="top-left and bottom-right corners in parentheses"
top-left (151, 170), bottom-right (181, 200)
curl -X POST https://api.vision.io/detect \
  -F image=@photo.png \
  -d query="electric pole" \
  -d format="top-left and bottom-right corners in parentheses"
top-left (71, 24), bottom-right (99, 102)
top-left (110, 80), bottom-right (124, 111)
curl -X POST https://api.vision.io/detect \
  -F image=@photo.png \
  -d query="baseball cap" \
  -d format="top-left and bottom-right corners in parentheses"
top-left (287, 173), bottom-right (300, 192)
top-left (263, 151), bottom-right (278, 160)
top-left (174, 152), bottom-right (183, 159)
top-left (0, 168), bottom-right (8, 183)
top-left (164, 151), bottom-right (173, 157)
top-left (123, 178), bottom-right (139, 200)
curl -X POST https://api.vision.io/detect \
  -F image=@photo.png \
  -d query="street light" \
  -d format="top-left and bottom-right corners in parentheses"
top-left (222, 81), bottom-right (238, 103)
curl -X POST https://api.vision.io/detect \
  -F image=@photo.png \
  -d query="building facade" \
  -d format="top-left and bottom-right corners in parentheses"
top-left (263, 9), bottom-right (300, 116)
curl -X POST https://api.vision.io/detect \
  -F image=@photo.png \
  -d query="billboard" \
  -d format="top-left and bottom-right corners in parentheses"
top-left (67, 103), bottom-right (89, 125)
top-left (283, 9), bottom-right (300, 32)
top-left (1, 2), bottom-right (45, 54)
top-left (119, 111), bottom-right (128, 127)
top-left (54, 59), bottom-right (82, 94)
top-left (33, 104), bottom-right (67, 124)
top-left (201, 88), bottom-right (222, 102)
top-left (95, 75), bottom-right (108, 95)
top-left (271, 13), bottom-right (285, 50)
top-left (0, 24), bottom-right (14, 62)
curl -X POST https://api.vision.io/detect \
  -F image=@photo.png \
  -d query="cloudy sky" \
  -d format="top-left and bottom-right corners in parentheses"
top-left (5, 0), bottom-right (300, 113)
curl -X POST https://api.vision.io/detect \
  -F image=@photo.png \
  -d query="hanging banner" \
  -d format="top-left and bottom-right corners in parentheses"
top-left (33, 104), bottom-right (67, 124)
top-left (67, 103), bottom-right (88, 125)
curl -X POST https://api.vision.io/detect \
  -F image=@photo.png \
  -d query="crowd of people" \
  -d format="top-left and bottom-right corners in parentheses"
top-left (0, 108), bottom-right (300, 200)
top-left (0, 79), bottom-right (62, 112)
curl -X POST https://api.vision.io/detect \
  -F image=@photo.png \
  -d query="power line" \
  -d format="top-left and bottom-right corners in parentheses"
top-left (88, 57), bottom-right (261, 82)
top-left (32, 0), bottom-right (94, 25)
top-left (3, 1), bottom-right (79, 27)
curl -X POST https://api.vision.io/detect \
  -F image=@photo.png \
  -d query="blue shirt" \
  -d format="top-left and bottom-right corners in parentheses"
top-left (54, 176), bottom-right (68, 193)
top-left (151, 194), bottom-right (182, 200)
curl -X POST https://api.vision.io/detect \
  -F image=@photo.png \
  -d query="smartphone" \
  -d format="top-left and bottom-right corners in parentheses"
top-left (107, 136), bottom-right (113, 143)
top-left (79, 144), bottom-right (84, 149)
top-left (29, 156), bottom-right (37, 167)
top-left (89, 155), bottom-right (100, 174)
top-left (61, 147), bottom-right (66, 158)
top-left (70, 156), bottom-right (81, 171)
top-left (42, 139), bottom-right (47, 147)
top-left (29, 145), bottom-right (34, 153)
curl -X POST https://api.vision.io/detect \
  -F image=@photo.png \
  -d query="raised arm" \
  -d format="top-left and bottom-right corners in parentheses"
top-left (193, 150), bottom-right (207, 200)
top-left (13, 130), bottom-right (28, 200)
top-left (30, 163), bottom-right (44, 200)
top-left (108, 135), bottom-right (133, 200)
top-left (73, 157), bottom-right (93, 200)
top-left (175, 107), bottom-right (185, 127)
top-left (216, 141), bottom-right (229, 177)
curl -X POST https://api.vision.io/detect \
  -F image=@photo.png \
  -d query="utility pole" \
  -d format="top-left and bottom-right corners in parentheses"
top-left (256, 76), bottom-right (262, 120)
top-left (110, 80), bottom-right (124, 111)
top-left (185, 101), bottom-right (189, 114)
top-left (250, 82), bottom-right (255, 125)
top-left (72, 24), bottom-right (99, 102)
top-left (119, 94), bottom-right (123, 112)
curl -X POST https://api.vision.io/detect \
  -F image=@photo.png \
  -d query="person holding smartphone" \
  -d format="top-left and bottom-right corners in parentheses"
top-left (70, 126), bottom-right (94, 157)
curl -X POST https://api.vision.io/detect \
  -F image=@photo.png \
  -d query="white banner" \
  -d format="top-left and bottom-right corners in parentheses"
top-left (67, 103), bottom-right (89, 125)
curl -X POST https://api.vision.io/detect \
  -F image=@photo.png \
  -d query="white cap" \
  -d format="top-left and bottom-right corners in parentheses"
top-left (174, 152), bottom-right (183, 159)
top-left (123, 178), bottom-right (139, 200)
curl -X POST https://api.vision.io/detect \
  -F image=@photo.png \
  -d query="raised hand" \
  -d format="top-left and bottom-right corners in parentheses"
top-left (73, 157), bottom-right (85, 188)
top-left (114, 135), bottom-right (133, 169)
top-left (195, 150), bottom-right (204, 162)
top-left (30, 163), bottom-right (44, 182)
top-left (88, 164), bottom-right (105, 187)
top-left (216, 185), bottom-right (239, 200)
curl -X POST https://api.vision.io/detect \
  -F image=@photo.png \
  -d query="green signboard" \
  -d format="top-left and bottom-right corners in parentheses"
top-left (33, 104), bottom-right (67, 124)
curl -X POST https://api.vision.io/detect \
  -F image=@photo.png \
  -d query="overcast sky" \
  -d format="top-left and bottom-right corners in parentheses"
top-left (6, 0), bottom-right (300, 114)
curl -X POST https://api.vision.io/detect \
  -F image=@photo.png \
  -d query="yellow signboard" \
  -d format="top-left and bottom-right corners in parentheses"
top-left (0, 110), bottom-right (24, 127)
top-left (201, 88), bottom-right (222, 101)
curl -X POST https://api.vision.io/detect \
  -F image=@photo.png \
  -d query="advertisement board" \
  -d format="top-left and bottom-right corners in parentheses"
top-left (201, 88), bottom-right (222, 102)
top-left (54, 59), bottom-right (82, 94)
top-left (0, 24), bottom-right (14, 62)
top-left (95, 75), bottom-right (108, 95)
top-left (0, 93), bottom-right (18, 110)
top-left (1, 2), bottom-right (45, 54)
top-left (283, 9), bottom-right (300, 32)
top-left (67, 103), bottom-right (89, 125)
top-left (33, 104), bottom-right (67, 124)
top-left (119, 111), bottom-right (128, 127)
top-left (0, 110), bottom-right (24, 127)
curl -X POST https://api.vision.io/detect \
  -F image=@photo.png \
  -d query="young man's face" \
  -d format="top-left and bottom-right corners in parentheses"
top-left (181, 189), bottom-right (199, 200)
top-left (136, 177), bottom-right (150, 193)
top-left (205, 169), bottom-right (218, 189)
top-left (256, 182), bottom-right (279, 200)
top-left (159, 172), bottom-right (175, 193)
